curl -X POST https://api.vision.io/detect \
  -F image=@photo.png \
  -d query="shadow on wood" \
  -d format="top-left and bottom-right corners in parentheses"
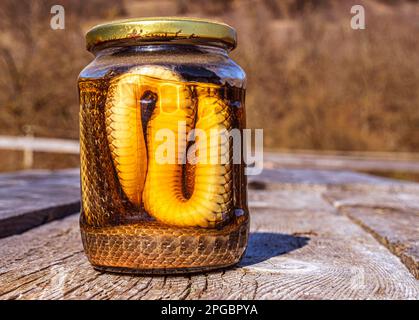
top-left (240, 232), bottom-right (310, 267)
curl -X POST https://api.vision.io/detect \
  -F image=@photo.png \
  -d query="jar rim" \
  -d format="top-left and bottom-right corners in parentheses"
top-left (85, 17), bottom-right (237, 52)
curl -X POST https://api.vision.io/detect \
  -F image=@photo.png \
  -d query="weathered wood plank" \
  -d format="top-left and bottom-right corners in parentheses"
top-left (0, 167), bottom-right (402, 239)
top-left (250, 168), bottom-right (419, 281)
top-left (0, 187), bottom-right (417, 300)
top-left (325, 189), bottom-right (419, 279)
top-left (0, 169), bottom-right (80, 238)
top-left (264, 151), bottom-right (419, 173)
top-left (248, 168), bottom-right (401, 189)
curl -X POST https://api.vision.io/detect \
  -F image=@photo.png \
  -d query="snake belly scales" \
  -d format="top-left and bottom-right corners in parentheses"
top-left (80, 65), bottom-right (248, 273)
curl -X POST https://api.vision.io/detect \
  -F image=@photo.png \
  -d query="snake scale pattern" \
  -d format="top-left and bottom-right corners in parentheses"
top-left (79, 65), bottom-right (248, 273)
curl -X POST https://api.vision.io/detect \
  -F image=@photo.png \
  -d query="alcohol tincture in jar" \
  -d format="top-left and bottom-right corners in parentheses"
top-left (78, 17), bottom-right (248, 274)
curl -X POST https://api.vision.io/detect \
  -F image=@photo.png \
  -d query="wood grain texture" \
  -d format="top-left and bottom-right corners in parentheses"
top-left (0, 169), bottom-right (80, 238)
top-left (0, 167), bottom-right (395, 239)
top-left (325, 189), bottom-right (419, 279)
top-left (0, 186), bottom-right (417, 299)
top-left (264, 151), bottom-right (419, 173)
top-left (249, 168), bottom-right (399, 187)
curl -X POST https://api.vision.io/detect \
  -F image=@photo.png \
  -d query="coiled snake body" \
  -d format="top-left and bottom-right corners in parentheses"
top-left (80, 66), bottom-right (248, 273)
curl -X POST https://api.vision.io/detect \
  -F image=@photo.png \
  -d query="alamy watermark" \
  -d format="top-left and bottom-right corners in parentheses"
top-left (351, 5), bottom-right (366, 30)
top-left (50, 5), bottom-right (65, 30)
top-left (151, 122), bottom-right (263, 176)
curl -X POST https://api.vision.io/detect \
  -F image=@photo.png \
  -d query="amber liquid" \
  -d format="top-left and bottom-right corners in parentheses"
top-left (78, 69), bottom-right (249, 273)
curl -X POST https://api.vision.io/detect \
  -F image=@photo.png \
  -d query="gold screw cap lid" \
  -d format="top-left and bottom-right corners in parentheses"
top-left (86, 17), bottom-right (237, 52)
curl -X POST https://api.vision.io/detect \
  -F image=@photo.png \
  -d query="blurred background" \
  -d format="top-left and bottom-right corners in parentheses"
top-left (1, 0), bottom-right (419, 180)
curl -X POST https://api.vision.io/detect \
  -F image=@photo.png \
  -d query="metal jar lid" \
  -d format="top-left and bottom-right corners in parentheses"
top-left (85, 17), bottom-right (237, 52)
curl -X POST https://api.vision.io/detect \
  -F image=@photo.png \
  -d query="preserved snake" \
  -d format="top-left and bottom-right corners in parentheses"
top-left (79, 65), bottom-right (247, 272)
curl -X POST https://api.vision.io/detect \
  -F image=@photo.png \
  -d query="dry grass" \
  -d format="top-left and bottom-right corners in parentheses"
top-left (227, 0), bottom-right (419, 151)
top-left (1, 0), bottom-right (419, 171)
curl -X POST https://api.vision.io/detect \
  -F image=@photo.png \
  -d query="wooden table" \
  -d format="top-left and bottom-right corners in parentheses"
top-left (0, 168), bottom-right (418, 299)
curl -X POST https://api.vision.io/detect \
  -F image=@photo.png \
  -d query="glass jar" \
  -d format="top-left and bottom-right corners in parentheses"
top-left (78, 18), bottom-right (248, 274)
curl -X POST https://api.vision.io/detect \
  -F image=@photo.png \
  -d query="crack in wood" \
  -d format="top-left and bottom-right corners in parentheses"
top-left (322, 190), bottom-right (419, 279)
